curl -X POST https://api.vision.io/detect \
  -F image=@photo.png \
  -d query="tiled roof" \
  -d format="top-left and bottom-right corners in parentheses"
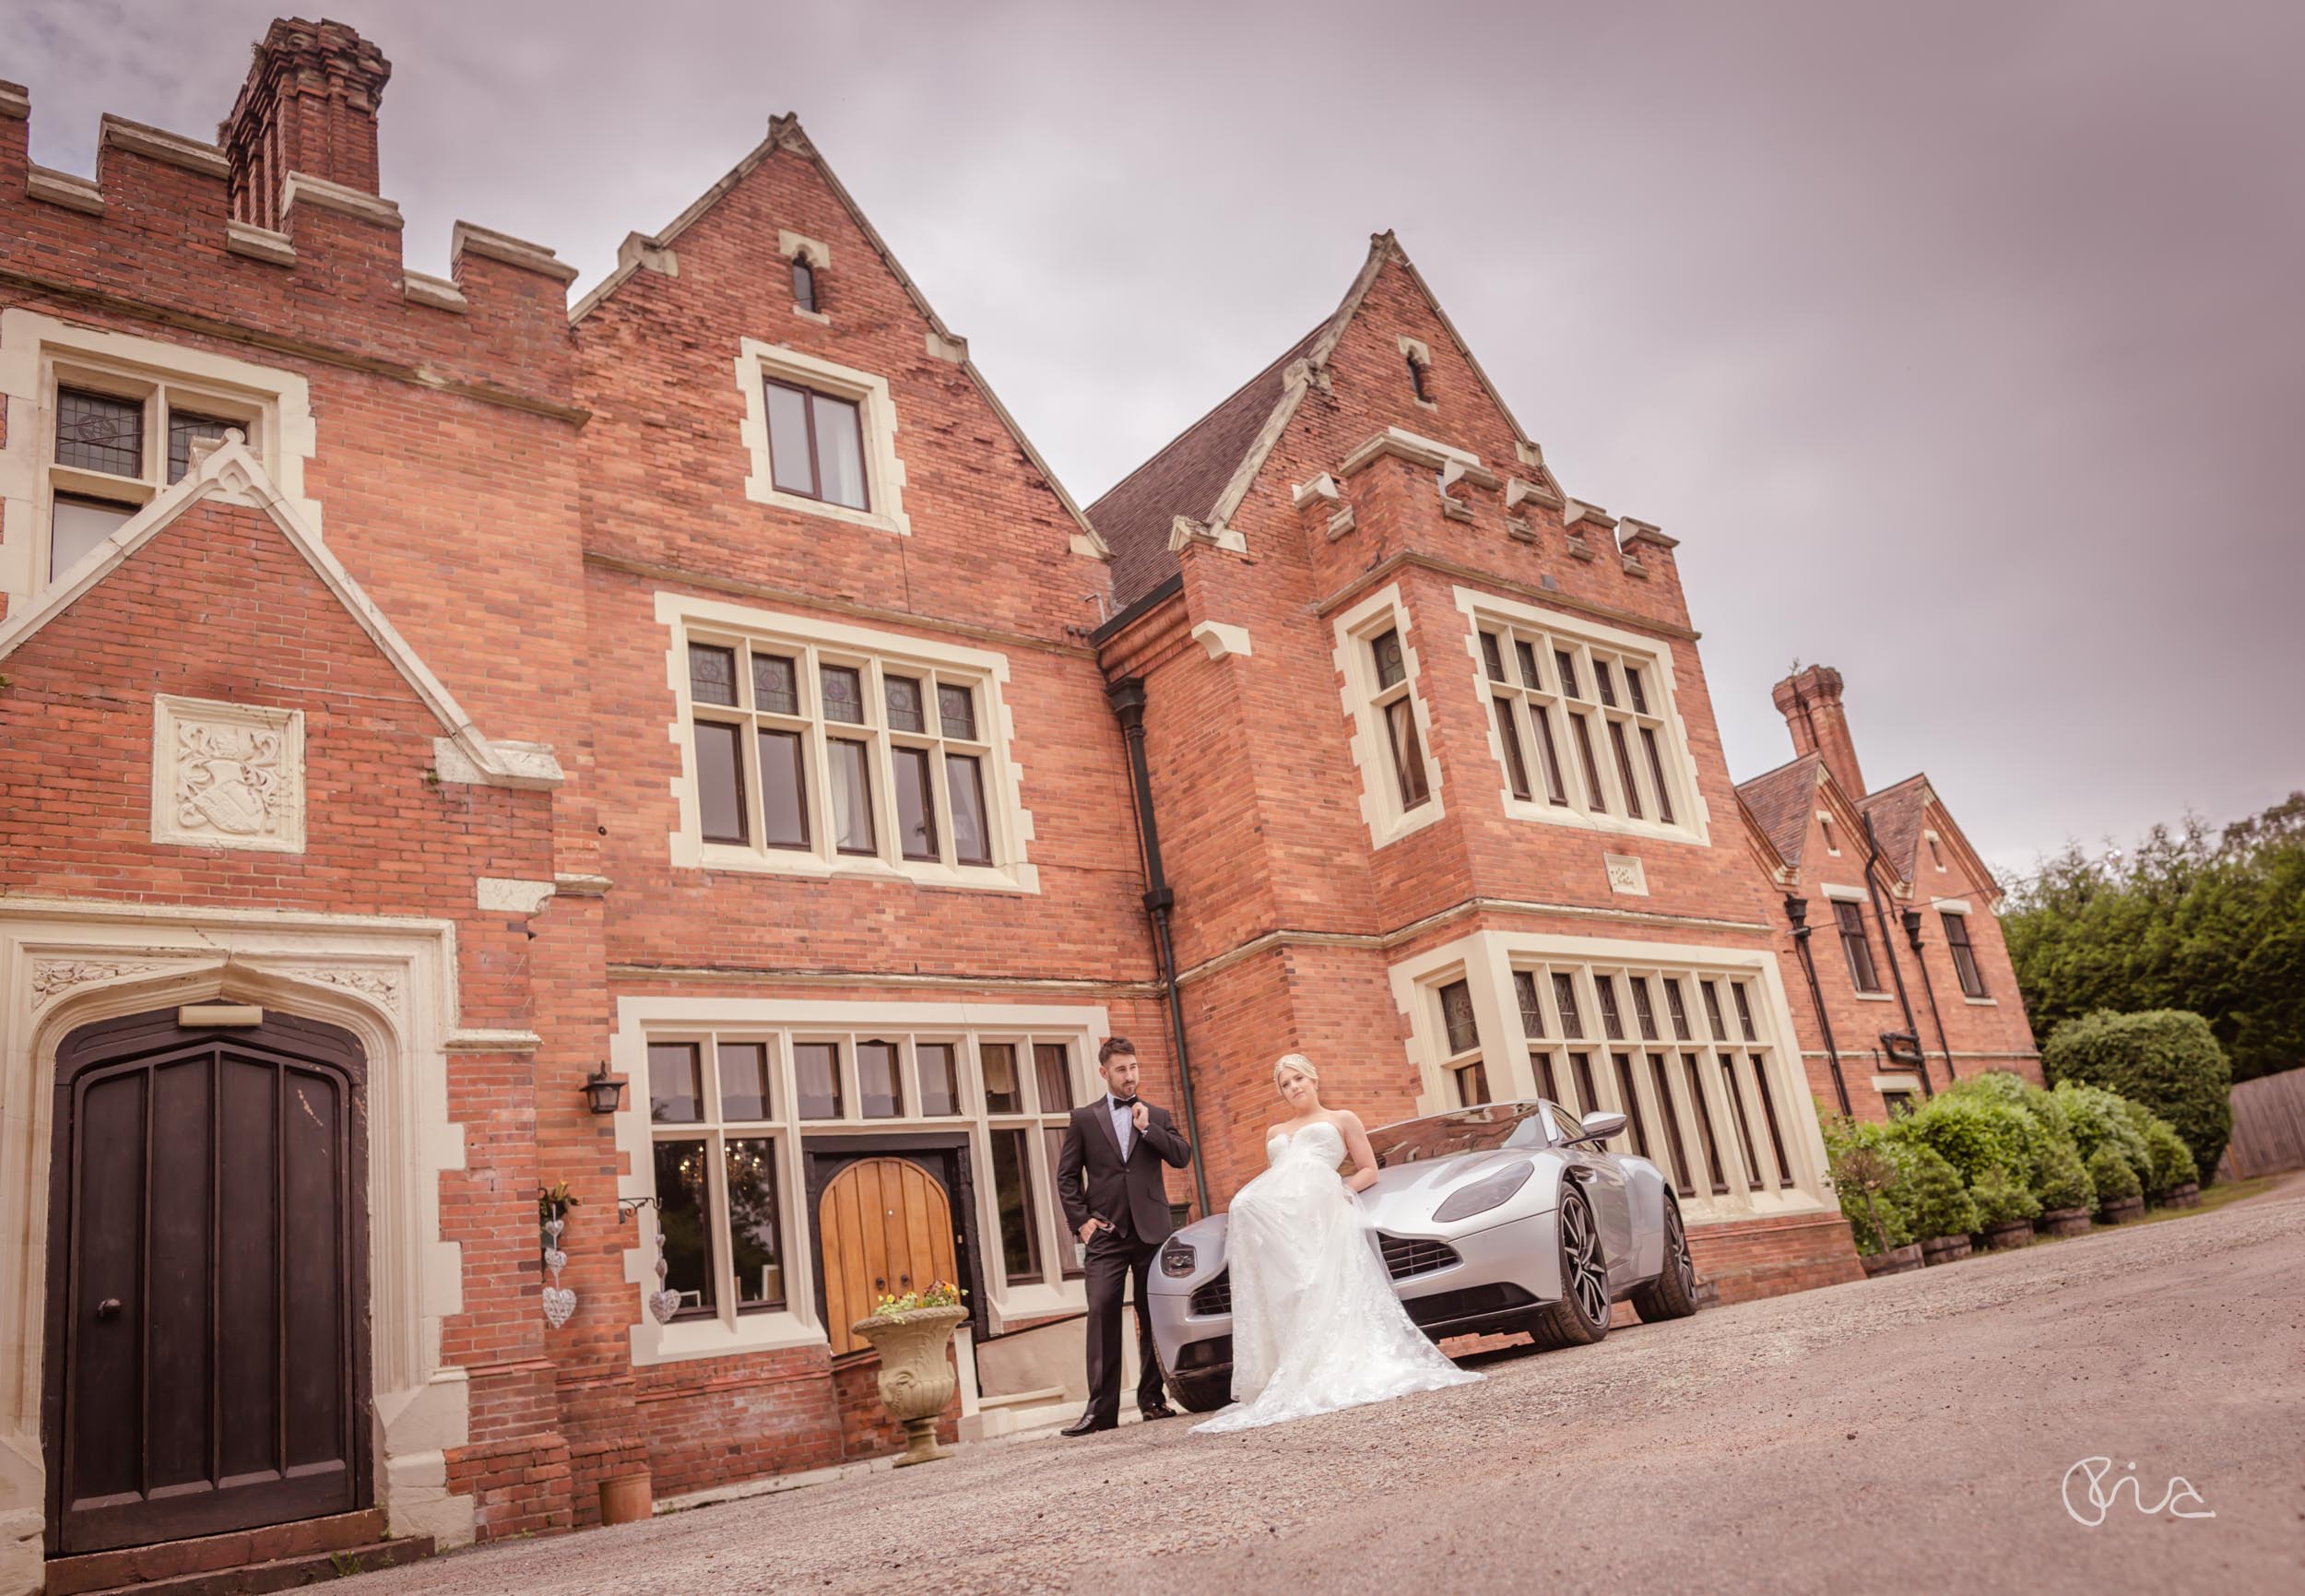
top-left (1734, 753), bottom-right (1823, 869)
top-left (1859, 774), bottom-right (1931, 881)
top-left (1088, 322), bottom-right (1328, 609)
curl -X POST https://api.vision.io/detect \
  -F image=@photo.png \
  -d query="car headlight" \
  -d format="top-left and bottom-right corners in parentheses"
top-left (1432, 1160), bottom-right (1536, 1223)
top-left (1160, 1238), bottom-right (1197, 1276)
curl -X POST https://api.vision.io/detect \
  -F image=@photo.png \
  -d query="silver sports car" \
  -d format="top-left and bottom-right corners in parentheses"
top-left (1145, 1098), bottom-right (1699, 1413)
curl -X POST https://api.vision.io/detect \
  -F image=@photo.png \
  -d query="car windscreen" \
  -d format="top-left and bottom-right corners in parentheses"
top-left (1366, 1103), bottom-right (1554, 1166)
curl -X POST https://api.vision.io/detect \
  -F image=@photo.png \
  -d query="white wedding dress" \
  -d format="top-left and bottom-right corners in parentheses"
top-left (1192, 1120), bottom-right (1481, 1434)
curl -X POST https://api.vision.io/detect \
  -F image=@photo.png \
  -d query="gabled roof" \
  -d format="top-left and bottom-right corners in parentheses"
top-left (1859, 773), bottom-right (1933, 882)
top-left (0, 440), bottom-right (561, 789)
top-left (1089, 321), bottom-right (1329, 608)
top-left (572, 113), bottom-right (1108, 561)
top-left (1734, 752), bottom-right (1825, 870)
top-left (1088, 231), bottom-right (1580, 609)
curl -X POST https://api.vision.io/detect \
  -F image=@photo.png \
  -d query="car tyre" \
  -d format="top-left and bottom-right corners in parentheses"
top-left (1522, 1185), bottom-right (1612, 1351)
top-left (1628, 1192), bottom-right (1700, 1322)
top-left (1166, 1371), bottom-right (1231, 1414)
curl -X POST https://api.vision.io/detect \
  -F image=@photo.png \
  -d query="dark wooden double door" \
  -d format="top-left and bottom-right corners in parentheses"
top-left (44, 1010), bottom-right (370, 1555)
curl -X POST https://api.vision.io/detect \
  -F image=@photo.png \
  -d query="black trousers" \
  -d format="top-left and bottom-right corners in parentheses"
top-left (1083, 1230), bottom-right (1166, 1422)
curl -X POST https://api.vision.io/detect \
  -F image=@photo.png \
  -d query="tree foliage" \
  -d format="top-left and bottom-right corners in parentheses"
top-left (2002, 792), bottom-right (2305, 1083)
top-left (2040, 1009), bottom-right (2232, 1181)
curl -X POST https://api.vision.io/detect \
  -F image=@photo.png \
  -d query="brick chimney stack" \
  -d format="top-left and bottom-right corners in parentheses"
top-left (218, 17), bottom-right (392, 231)
top-left (1771, 664), bottom-right (1868, 798)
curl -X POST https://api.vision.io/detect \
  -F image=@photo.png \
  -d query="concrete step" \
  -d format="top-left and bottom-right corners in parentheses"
top-left (56, 1536), bottom-right (433, 1596)
top-left (47, 1510), bottom-right (396, 1595)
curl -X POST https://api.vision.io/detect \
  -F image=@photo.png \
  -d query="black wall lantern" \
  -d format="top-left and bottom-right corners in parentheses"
top-left (581, 1062), bottom-right (628, 1116)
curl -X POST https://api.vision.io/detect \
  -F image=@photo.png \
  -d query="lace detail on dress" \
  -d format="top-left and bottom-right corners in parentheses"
top-left (1191, 1119), bottom-right (1480, 1434)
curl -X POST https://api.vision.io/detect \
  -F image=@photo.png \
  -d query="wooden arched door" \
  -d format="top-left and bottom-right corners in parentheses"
top-left (817, 1157), bottom-right (959, 1354)
top-left (44, 1009), bottom-right (369, 1555)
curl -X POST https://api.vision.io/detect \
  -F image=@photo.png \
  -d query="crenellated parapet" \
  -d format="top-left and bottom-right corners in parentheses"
top-left (0, 77), bottom-right (577, 418)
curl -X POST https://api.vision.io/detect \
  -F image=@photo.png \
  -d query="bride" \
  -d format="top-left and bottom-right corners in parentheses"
top-left (1192, 1053), bottom-right (1481, 1434)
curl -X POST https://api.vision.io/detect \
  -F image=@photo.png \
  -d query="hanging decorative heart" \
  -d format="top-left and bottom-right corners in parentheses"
top-left (541, 1284), bottom-right (577, 1329)
top-left (543, 1217), bottom-right (565, 1241)
top-left (649, 1288), bottom-right (683, 1325)
top-left (542, 1247), bottom-right (568, 1275)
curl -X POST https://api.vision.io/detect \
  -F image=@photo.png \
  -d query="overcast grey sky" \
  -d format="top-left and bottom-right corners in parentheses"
top-left (11, 0), bottom-right (2300, 873)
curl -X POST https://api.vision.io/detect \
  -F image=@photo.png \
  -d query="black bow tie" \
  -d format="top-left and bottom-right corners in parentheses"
top-left (1111, 1096), bottom-right (1139, 1109)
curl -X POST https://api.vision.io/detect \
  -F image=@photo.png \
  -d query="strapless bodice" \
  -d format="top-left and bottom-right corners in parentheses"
top-left (1265, 1120), bottom-right (1347, 1166)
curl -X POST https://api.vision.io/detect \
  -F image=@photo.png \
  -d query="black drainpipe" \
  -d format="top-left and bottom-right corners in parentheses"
top-left (1862, 813), bottom-right (1931, 1096)
top-left (1901, 906), bottom-right (1957, 1084)
top-left (1784, 894), bottom-right (1852, 1117)
top-left (1106, 677), bottom-right (1212, 1218)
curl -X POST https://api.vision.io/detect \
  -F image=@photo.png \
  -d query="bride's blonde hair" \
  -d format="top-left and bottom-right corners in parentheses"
top-left (1273, 1052), bottom-right (1319, 1091)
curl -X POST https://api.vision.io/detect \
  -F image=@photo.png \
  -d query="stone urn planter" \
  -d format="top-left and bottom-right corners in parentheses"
top-left (1860, 1243), bottom-right (1924, 1277)
top-left (1921, 1233), bottom-right (1972, 1266)
top-left (2161, 1182), bottom-right (2202, 1209)
top-left (2098, 1195), bottom-right (2146, 1224)
top-left (2038, 1205), bottom-right (2093, 1239)
top-left (851, 1303), bottom-right (968, 1467)
top-left (1981, 1218), bottom-right (2036, 1250)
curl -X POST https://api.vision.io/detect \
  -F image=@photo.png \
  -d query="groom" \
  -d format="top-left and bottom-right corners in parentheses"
top-left (1055, 1035), bottom-right (1193, 1435)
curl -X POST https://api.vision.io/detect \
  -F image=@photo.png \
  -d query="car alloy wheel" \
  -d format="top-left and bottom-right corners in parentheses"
top-left (1665, 1198), bottom-right (1695, 1296)
top-left (1562, 1189), bottom-right (1610, 1328)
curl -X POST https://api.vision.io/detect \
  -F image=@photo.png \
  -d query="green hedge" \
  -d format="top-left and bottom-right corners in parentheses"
top-left (2086, 1142), bottom-right (2143, 1204)
top-left (1969, 1165), bottom-right (2041, 1226)
top-left (2031, 1135), bottom-right (2097, 1212)
top-left (1895, 1142), bottom-right (1979, 1240)
top-left (2041, 1009), bottom-right (2233, 1183)
top-left (2052, 1081), bottom-right (2154, 1188)
top-left (2137, 1118), bottom-right (2199, 1195)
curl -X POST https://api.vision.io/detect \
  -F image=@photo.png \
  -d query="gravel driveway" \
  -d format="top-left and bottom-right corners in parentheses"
top-left (354, 1187), bottom-right (2304, 1596)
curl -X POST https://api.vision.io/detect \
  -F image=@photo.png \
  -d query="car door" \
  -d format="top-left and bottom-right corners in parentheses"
top-left (1552, 1104), bottom-right (1637, 1286)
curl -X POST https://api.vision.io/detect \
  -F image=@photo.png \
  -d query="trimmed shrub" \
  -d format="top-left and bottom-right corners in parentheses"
top-left (1899, 1094), bottom-right (2032, 1187)
top-left (2052, 1081), bottom-right (2153, 1188)
top-left (2042, 1009), bottom-right (2233, 1183)
top-left (2086, 1142), bottom-right (2143, 1205)
top-left (2031, 1135), bottom-right (2098, 1212)
top-left (1824, 1117), bottom-right (1910, 1256)
top-left (1969, 1166), bottom-right (2041, 1227)
top-left (2138, 1118), bottom-right (2199, 1196)
top-left (1895, 1143), bottom-right (1979, 1239)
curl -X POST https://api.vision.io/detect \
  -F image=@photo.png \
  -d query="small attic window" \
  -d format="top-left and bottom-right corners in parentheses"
top-left (791, 253), bottom-right (819, 314)
top-left (1406, 348), bottom-right (1430, 403)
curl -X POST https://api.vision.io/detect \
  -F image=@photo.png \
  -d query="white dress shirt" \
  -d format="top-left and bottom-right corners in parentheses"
top-left (1107, 1094), bottom-right (1136, 1160)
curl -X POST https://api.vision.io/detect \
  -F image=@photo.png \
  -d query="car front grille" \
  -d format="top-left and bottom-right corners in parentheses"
top-left (1403, 1283), bottom-right (1536, 1330)
top-left (1378, 1234), bottom-right (1460, 1280)
top-left (1190, 1272), bottom-right (1232, 1317)
top-left (1187, 1236), bottom-right (1460, 1318)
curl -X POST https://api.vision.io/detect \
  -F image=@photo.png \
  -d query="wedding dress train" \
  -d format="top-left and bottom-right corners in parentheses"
top-left (1191, 1120), bottom-right (1481, 1434)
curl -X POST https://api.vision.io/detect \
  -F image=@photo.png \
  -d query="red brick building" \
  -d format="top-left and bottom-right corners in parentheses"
top-left (0, 19), bottom-right (2031, 1592)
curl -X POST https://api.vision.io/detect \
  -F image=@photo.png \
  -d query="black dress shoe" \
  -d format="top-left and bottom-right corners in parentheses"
top-left (1060, 1413), bottom-right (1117, 1436)
top-left (1138, 1402), bottom-right (1180, 1421)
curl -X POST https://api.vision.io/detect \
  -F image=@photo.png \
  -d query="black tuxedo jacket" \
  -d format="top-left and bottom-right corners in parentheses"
top-left (1056, 1098), bottom-right (1192, 1245)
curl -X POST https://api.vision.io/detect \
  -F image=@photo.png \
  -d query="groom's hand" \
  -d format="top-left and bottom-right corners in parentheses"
top-left (1077, 1218), bottom-right (1105, 1244)
top-left (1131, 1101), bottom-right (1151, 1134)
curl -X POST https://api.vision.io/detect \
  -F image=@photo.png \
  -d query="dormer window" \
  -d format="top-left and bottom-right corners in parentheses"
top-left (791, 252), bottom-right (818, 314)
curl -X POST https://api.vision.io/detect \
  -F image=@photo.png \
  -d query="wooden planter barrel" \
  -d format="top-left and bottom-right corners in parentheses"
top-left (1860, 1242), bottom-right (1925, 1277)
top-left (2098, 1195), bottom-right (2146, 1224)
top-left (2161, 1183), bottom-right (2202, 1208)
top-left (2039, 1206), bottom-right (2093, 1238)
top-left (1921, 1234), bottom-right (1972, 1266)
top-left (1981, 1218), bottom-right (2036, 1250)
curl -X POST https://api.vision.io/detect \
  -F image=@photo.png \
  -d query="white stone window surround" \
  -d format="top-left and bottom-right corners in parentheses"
top-left (1332, 583), bottom-right (1446, 849)
top-left (1387, 928), bottom-right (1832, 1229)
top-left (1934, 899), bottom-right (1998, 1005)
top-left (734, 337), bottom-right (909, 537)
top-left (1453, 585), bottom-right (1711, 848)
top-left (0, 899), bottom-right (505, 1582)
top-left (656, 592), bottom-right (1038, 893)
top-left (0, 309), bottom-right (318, 611)
top-left (609, 996), bottom-right (1107, 1366)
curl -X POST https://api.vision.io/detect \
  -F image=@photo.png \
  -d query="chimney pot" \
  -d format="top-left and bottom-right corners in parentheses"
top-left (219, 17), bottom-right (392, 231)
top-left (1770, 664), bottom-right (1867, 798)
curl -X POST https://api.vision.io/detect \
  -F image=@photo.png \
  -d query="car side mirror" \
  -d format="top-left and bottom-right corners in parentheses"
top-left (1577, 1111), bottom-right (1627, 1144)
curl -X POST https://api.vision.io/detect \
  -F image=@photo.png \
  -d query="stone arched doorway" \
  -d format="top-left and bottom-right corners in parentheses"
top-left (42, 1006), bottom-right (371, 1555)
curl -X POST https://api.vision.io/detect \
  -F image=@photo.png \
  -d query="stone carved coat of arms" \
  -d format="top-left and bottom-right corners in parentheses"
top-left (151, 695), bottom-right (306, 853)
